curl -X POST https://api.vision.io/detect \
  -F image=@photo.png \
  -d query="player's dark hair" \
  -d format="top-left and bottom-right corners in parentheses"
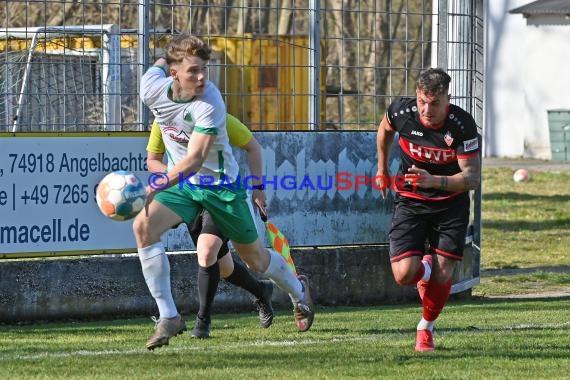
top-left (166, 34), bottom-right (212, 64)
top-left (416, 68), bottom-right (451, 96)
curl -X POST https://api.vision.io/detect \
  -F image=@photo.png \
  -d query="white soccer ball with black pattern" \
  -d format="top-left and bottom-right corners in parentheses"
top-left (96, 171), bottom-right (146, 221)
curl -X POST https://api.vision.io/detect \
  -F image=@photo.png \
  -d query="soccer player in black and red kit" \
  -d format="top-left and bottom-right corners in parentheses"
top-left (376, 68), bottom-right (481, 352)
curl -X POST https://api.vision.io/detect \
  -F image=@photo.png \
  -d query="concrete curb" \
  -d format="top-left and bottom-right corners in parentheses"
top-left (0, 245), bottom-right (476, 324)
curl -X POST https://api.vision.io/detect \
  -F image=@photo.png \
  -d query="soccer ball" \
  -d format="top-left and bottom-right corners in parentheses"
top-left (96, 171), bottom-right (146, 221)
top-left (513, 168), bottom-right (530, 183)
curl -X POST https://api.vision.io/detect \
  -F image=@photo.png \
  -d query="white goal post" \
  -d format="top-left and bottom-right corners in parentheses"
top-left (0, 24), bottom-right (121, 132)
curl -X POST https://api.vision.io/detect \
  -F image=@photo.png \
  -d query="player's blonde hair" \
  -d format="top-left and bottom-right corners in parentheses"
top-left (166, 34), bottom-right (212, 65)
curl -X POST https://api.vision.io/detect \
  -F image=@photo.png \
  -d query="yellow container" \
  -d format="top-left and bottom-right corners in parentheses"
top-left (209, 35), bottom-right (325, 130)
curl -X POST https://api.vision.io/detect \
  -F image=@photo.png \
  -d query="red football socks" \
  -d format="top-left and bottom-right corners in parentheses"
top-left (422, 278), bottom-right (452, 322)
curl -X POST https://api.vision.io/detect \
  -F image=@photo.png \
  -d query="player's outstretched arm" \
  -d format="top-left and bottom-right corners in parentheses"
top-left (376, 115), bottom-right (395, 198)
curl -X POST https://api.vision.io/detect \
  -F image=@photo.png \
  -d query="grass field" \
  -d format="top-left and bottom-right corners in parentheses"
top-left (475, 166), bottom-right (570, 296)
top-left (1, 165), bottom-right (570, 379)
top-left (2, 300), bottom-right (570, 379)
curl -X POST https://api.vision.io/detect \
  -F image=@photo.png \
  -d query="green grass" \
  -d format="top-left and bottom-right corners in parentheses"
top-left (481, 167), bottom-right (570, 269)
top-left (1, 301), bottom-right (570, 379)
top-left (475, 167), bottom-right (570, 296)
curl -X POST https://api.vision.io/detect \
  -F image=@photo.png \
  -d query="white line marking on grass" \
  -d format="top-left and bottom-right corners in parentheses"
top-left (0, 334), bottom-right (390, 362)
top-left (461, 321), bottom-right (570, 332)
top-left (2, 322), bottom-right (569, 362)
top-left (504, 321), bottom-right (570, 330)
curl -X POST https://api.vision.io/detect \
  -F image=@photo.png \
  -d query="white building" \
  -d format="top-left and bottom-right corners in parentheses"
top-left (485, 0), bottom-right (570, 160)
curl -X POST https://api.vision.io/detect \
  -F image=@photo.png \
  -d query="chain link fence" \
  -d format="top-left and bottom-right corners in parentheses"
top-left (0, 0), bottom-right (483, 133)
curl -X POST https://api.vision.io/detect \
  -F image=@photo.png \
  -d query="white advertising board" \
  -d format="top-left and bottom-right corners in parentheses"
top-left (0, 133), bottom-right (153, 256)
top-left (0, 132), bottom-right (399, 257)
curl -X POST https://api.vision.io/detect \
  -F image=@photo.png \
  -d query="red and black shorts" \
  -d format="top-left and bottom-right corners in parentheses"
top-left (187, 210), bottom-right (230, 260)
top-left (389, 194), bottom-right (470, 263)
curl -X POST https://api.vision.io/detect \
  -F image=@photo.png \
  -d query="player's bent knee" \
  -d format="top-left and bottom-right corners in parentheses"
top-left (220, 264), bottom-right (234, 278)
top-left (218, 255), bottom-right (234, 278)
top-left (394, 273), bottom-right (416, 286)
top-left (233, 243), bottom-right (268, 272)
top-left (132, 216), bottom-right (146, 239)
top-left (392, 267), bottom-right (416, 286)
top-left (392, 266), bottom-right (421, 285)
top-left (239, 256), bottom-right (265, 272)
top-left (132, 214), bottom-right (158, 247)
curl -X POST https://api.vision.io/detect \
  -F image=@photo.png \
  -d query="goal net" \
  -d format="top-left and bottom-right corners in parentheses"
top-left (0, 25), bottom-right (122, 133)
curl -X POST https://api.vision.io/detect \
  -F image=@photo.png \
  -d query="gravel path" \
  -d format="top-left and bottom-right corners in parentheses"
top-left (483, 157), bottom-right (570, 172)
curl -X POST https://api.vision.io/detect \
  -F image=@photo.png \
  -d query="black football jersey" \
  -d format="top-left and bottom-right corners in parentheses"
top-left (386, 97), bottom-right (479, 201)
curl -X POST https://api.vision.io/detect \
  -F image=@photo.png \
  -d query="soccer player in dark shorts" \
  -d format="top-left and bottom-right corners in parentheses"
top-left (376, 68), bottom-right (481, 352)
top-left (187, 209), bottom-right (274, 338)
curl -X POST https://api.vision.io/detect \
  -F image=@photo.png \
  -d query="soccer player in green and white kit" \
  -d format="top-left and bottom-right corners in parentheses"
top-left (146, 117), bottom-right (274, 339)
top-left (134, 34), bottom-right (315, 350)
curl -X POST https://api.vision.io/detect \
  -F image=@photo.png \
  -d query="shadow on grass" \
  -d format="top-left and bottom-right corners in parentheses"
top-left (363, 317), bottom-right (570, 336)
top-left (483, 218), bottom-right (570, 231)
top-left (481, 265), bottom-right (570, 276)
top-left (444, 297), bottom-right (570, 317)
top-left (484, 192), bottom-right (570, 203)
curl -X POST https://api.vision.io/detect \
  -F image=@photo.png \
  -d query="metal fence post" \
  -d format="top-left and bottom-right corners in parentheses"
top-left (138, 0), bottom-right (150, 131)
top-left (437, 0), bottom-right (449, 71)
top-left (308, 0), bottom-right (321, 131)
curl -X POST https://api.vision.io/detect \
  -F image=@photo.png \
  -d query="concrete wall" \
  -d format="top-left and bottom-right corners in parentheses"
top-left (0, 245), bottom-right (475, 324)
top-left (485, 0), bottom-right (570, 159)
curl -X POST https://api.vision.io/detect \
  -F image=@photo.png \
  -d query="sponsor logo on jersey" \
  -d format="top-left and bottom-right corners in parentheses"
top-left (162, 125), bottom-right (178, 134)
top-left (444, 131), bottom-right (454, 146)
top-left (162, 126), bottom-right (190, 144)
top-left (404, 141), bottom-right (456, 164)
top-left (172, 130), bottom-right (190, 143)
top-left (411, 130), bottom-right (423, 136)
top-left (463, 137), bottom-right (479, 152)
